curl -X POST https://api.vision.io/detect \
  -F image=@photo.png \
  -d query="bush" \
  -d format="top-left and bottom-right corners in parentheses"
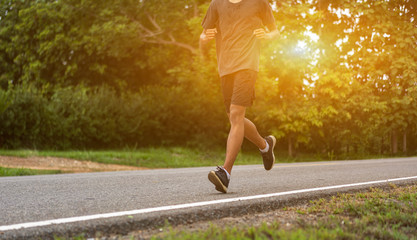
top-left (49, 86), bottom-right (123, 148)
top-left (0, 84), bottom-right (56, 148)
top-left (0, 83), bottom-right (226, 149)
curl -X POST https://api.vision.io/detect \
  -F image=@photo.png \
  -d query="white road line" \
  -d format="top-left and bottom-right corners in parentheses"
top-left (1, 175), bottom-right (417, 232)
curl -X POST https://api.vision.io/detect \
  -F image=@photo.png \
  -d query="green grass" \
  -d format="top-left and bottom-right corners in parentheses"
top-left (0, 147), bottom-right (401, 170)
top-left (0, 147), bottom-right (308, 169)
top-left (0, 147), bottom-right (261, 169)
top-left (0, 166), bottom-right (62, 177)
top-left (53, 184), bottom-right (417, 239)
top-left (152, 184), bottom-right (417, 240)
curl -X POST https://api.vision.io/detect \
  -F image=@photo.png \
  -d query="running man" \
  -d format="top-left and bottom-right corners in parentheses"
top-left (200, 0), bottom-right (280, 193)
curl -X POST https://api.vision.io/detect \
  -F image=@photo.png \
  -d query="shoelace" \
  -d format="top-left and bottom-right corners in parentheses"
top-left (215, 166), bottom-right (229, 184)
top-left (216, 166), bottom-right (228, 177)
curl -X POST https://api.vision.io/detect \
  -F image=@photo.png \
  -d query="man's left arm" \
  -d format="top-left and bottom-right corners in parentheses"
top-left (253, 27), bottom-right (280, 40)
top-left (255, 0), bottom-right (279, 40)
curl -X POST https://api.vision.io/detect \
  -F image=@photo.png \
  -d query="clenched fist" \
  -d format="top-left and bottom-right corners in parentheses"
top-left (253, 28), bottom-right (270, 39)
top-left (200, 28), bottom-right (217, 41)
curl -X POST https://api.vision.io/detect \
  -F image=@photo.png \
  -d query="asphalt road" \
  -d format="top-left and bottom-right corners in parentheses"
top-left (1, 157), bottom-right (417, 239)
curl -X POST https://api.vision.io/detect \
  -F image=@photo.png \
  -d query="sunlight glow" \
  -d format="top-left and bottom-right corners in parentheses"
top-left (305, 28), bottom-right (319, 42)
top-left (294, 40), bottom-right (308, 54)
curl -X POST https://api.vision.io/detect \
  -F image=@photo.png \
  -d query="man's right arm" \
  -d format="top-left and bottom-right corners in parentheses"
top-left (199, 28), bottom-right (217, 58)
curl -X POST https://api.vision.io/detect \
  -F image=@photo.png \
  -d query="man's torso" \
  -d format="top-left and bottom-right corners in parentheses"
top-left (209, 0), bottom-right (267, 76)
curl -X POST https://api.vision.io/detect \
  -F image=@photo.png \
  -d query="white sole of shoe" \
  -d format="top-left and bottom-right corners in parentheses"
top-left (208, 171), bottom-right (227, 193)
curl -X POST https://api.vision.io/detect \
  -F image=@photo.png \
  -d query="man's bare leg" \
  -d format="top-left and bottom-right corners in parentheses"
top-left (223, 104), bottom-right (246, 175)
top-left (223, 104), bottom-right (268, 173)
top-left (243, 118), bottom-right (267, 150)
top-left (224, 117), bottom-right (266, 170)
top-left (209, 104), bottom-right (275, 193)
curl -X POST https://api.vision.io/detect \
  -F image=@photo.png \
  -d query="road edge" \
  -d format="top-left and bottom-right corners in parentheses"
top-left (1, 178), bottom-right (417, 240)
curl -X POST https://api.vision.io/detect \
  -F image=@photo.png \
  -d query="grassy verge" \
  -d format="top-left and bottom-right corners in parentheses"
top-left (0, 148), bottom-right (400, 169)
top-left (53, 184), bottom-right (417, 239)
top-left (0, 166), bottom-right (62, 177)
top-left (0, 148), bottom-right (261, 168)
top-left (152, 184), bottom-right (417, 240)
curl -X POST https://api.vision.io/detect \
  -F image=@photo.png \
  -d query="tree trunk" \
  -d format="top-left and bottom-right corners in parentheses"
top-left (403, 131), bottom-right (407, 153)
top-left (392, 129), bottom-right (398, 154)
top-left (380, 135), bottom-right (384, 155)
top-left (288, 136), bottom-right (293, 158)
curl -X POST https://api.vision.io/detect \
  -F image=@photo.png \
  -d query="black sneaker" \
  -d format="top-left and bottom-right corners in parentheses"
top-left (261, 135), bottom-right (276, 170)
top-left (208, 166), bottom-right (229, 193)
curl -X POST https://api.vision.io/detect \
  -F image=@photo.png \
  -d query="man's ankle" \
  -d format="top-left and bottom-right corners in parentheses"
top-left (260, 139), bottom-right (269, 153)
top-left (221, 166), bottom-right (231, 180)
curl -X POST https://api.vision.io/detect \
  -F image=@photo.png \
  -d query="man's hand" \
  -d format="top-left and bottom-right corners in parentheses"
top-left (200, 28), bottom-right (217, 41)
top-left (253, 28), bottom-right (280, 40)
top-left (199, 28), bottom-right (217, 59)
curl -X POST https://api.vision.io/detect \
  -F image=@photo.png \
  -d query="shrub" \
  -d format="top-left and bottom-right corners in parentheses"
top-left (0, 83), bottom-right (226, 149)
top-left (0, 84), bottom-right (55, 148)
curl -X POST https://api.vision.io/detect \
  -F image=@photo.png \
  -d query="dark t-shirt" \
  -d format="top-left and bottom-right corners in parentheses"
top-left (202, 0), bottom-right (276, 77)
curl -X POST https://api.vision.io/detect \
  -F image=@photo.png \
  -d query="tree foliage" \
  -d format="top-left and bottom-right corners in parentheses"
top-left (0, 0), bottom-right (416, 156)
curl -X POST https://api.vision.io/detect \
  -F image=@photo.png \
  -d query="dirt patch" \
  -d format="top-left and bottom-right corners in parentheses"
top-left (0, 156), bottom-right (146, 173)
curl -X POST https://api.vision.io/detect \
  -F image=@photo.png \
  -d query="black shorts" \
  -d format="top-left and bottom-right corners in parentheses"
top-left (221, 69), bottom-right (257, 113)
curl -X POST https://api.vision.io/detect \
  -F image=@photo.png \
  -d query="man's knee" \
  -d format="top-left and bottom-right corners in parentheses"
top-left (229, 105), bottom-right (246, 125)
